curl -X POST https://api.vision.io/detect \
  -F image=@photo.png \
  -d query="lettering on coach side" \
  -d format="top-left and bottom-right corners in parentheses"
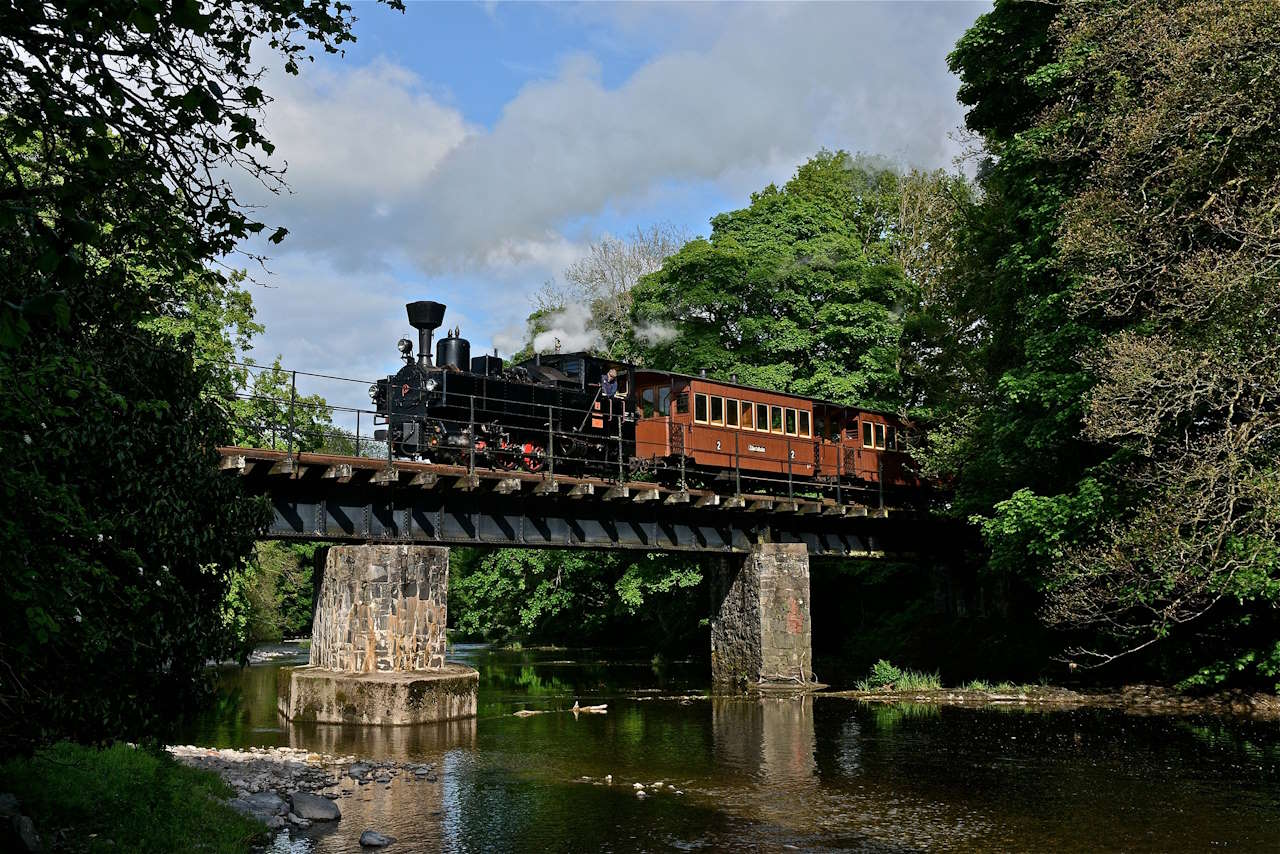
top-left (748, 444), bottom-right (766, 454)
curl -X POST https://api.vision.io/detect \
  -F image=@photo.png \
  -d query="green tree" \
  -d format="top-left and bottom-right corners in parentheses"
top-left (0, 1), bottom-right (400, 752)
top-left (448, 548), bottom-right (704, 651)
top-left (231, 359), bottom-right (338, 453)
top-left (943, 0), bottom-right (1280, 687)
top-left (629, 151), bottom-right (928, 412)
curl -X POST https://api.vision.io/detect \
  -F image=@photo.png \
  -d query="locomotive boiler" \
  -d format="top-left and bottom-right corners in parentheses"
top-left (370, 301), bottom-right (633, 474)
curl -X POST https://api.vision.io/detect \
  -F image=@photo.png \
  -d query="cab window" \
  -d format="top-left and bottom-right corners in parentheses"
top-left (657, 387), bottom-right (671, 416)
top-left (740, 400), bottom-right (754, 430)
top-left (785, 408), bottom-right (797, 436)
top-left (875, 423), bottom-right (886, 449)
top-left (862, 421), bottom-right (874, 448)
top-left (640, 387), bottom-right (656, 418)
top-left (798, 411), bottom-right (811, 438)
top-left (676, 391), bottom-right (689, 414)
top-left (710, 395), bottom-right (724, 425)
top-left (694, 393), bottom-right (707, 422)
top-left (770, 406), bottom-right (783, 433)
top-left (756, 403), bottom-right (768, 432)
top-left (726, 398), bottom-right (739, 428)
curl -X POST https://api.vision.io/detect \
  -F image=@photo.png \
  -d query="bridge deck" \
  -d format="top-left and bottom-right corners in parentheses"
top-left (218, 447), bottom-right (917, 556)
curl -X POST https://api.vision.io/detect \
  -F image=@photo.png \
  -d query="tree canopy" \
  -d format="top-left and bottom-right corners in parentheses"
top-left (940, 0), bottom-right (1280, 688)
top-left (0, 1), bottom-right (398, 751)
top-left (630, 151), bottom-right (962, 413)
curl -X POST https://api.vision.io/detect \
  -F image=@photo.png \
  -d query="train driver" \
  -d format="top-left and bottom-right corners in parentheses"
top-left (601, 368), bottom-right (618, 398)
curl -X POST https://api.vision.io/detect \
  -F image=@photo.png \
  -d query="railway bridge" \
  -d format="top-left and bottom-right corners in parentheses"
top-left (222, 444), bottom-right (940, 693)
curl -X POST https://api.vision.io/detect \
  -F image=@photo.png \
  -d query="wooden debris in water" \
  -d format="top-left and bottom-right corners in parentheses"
top-left (512, 701), bottom-right (608, 718)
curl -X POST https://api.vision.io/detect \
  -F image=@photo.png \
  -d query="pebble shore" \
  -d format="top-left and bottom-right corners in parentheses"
top-left (167, 744), bottom-right (433, 841)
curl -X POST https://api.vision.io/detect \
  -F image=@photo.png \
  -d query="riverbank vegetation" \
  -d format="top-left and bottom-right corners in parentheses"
top-left (0, 0), bottom-right (404, 756)
top-left (0, 742), bottom-right (264, 853)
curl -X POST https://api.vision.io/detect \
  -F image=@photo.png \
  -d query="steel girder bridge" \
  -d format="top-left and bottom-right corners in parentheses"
top-left (219, 447), bottom-right (930, 557)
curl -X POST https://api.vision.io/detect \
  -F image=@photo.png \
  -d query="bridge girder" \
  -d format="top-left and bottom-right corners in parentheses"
top-left (221, 448), bottom-right (921, 557)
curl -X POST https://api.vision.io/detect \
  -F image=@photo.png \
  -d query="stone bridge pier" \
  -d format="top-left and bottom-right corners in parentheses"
top-left (278, 545), bottom-right (478, 725)
top-left (711, 543), bottom-right (816, 691)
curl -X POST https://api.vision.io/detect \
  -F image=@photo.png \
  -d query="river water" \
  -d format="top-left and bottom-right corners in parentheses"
top-left (182, 643), bottom-right (1280, 852)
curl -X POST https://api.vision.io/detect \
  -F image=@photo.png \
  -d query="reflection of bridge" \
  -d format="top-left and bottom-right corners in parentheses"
top-left (219, 446), bottom-right (918, 557)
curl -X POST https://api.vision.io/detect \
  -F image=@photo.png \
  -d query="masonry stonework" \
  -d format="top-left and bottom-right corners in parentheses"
top-left (309, 545), bottom-right (449, 672)
top-left (279, 544), bottom-right (478, 726)
top-left (710, 543), bottom-right (813, 689)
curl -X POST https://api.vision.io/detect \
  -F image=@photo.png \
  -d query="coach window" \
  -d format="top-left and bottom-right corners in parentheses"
top-left (886, 425), bottom-right (896, 450)
top-left (740, 400), bottom-right (754, 430)
top-left (875, 423), bottom-right (887, 449)
top-left (770, 405), bottom-right (783, 433)
top-left (694, 392), bottom-right (708, 422)
top-left (798, 410), bottom-right (811, 438)
top-left (726, 398), bottom-right (739, 428)
top-left (657, 387), bottom-right (671, 416)
top-left (862, 421), bottom-right (874, 448)
top-left (785, 408), bottom-right (797, 436)
top-left (709, 395), bottom-right (724, 425)
top-left (756, 402), bottom-right (768, 432)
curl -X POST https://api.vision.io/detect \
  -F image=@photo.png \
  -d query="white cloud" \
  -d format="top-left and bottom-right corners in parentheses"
top-left (252, 3), bottom-right (983, 275)
top-left (241, 2), bottom-right (987, 378)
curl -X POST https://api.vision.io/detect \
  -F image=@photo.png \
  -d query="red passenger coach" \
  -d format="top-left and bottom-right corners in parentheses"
top-left (629, 367), bottom-right (921, 501)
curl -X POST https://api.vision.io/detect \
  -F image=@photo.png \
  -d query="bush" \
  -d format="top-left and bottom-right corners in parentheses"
top-left (854, 659), bottom-right (941, 692)
top-left (0, 742), bottom-right (264, 853)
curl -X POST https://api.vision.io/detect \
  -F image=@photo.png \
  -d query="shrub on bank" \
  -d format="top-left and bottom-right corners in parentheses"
top-left (0, 742), bottom-right (264, 853)
top-left (854, 659), bottom-right (942, 692)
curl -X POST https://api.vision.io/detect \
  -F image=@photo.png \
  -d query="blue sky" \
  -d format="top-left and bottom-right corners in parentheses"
top-left (238, 1), bottom-right (988, 413)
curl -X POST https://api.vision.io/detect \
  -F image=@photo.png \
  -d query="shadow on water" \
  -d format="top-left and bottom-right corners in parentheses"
top-left (180, 642), bottom-right (1280, 853)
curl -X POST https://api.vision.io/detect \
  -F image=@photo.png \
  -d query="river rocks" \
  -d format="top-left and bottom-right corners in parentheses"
top-left (289, 792), bottom-right (341, 821)
top-left (237, 791), bottom-right (289, 816)
top-left (360, 829), bottom-right (395, 847)
top-left (0, 795), bottom-right (40, 854)
top-left (167, 745), bottom-right (446, 838)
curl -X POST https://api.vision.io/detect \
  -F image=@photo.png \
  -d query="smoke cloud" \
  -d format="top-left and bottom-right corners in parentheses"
top-left (531, 302), bottom-right (603, 354)
top-left (634, 321), bottom-right (679, 346)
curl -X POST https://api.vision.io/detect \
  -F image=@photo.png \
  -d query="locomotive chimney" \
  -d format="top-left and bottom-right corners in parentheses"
top-left (405, 301), bottom-right (446, 368)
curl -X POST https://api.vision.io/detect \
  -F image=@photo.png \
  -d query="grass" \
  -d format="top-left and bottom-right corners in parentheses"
top-left (961, 679), bottom-right (1024, 693)
top-left (0, 742), bottom-right (266, 854)
top-left (852, 660), bottom-right (1050, 694)
top-left (853, 659), bottom-right (942, 692)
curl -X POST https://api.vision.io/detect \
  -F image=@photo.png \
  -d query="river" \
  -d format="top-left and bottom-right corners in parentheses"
top-left (181, 643), bottom-right (1280, 852)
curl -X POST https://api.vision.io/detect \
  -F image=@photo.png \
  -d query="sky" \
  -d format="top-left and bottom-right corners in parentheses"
top-left (235, 0), bottom-right (989, 414)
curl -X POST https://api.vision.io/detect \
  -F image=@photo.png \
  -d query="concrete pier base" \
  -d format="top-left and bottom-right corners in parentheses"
top-left (277, 664), bottom-right (478, 725)
top-left (279, 544), bottom-right (478, 725)
top-left (711, 543), bottom-right (814, 691)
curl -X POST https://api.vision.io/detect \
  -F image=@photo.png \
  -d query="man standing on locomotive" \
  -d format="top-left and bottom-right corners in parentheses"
top-left (600, 367), bottom-right (620, 422)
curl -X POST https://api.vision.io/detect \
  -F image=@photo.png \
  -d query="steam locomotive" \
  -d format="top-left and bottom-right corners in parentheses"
top-left (370, 301), bottom-right (921, 501)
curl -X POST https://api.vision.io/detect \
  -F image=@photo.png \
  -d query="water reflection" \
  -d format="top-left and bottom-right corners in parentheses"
top-left (712, 695), bottom-right (817, 786)
top-left (284, 718), bottom-right (476, 760)
top-left (180, 644), bottom-right (1280, 853)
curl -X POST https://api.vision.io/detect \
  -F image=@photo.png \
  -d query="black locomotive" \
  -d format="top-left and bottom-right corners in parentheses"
top-left (370, 301), bottom-right (634, 474)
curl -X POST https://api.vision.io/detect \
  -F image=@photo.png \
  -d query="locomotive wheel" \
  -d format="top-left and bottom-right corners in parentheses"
top-left (521, 442), bottom-right (544, 473)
